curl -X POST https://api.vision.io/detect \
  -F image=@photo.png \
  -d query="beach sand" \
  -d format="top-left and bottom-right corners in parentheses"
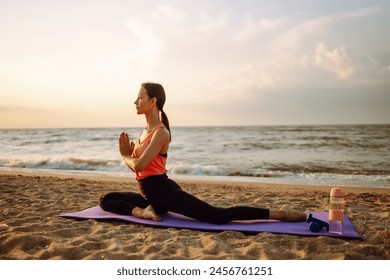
top-left (0, 171), bottom-right (389, 260)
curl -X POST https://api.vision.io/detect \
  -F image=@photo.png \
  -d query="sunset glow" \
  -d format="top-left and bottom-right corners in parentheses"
top-left (1, 0), bottom-right (389, 128)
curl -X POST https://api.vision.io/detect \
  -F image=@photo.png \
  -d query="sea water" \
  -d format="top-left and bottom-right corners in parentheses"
top-left (0, 124), bottom-right (389, 188)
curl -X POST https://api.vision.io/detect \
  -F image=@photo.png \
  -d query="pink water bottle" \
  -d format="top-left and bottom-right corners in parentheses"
top-left (329, 188), bottom-right (345, 234)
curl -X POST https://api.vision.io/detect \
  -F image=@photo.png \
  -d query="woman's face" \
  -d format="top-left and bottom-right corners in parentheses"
top-left (134, 87), bottom-right (155, 115)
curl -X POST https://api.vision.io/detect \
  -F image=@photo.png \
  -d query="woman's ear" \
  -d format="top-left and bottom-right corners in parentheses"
top-left (151, 97), bottom-right (157, 107)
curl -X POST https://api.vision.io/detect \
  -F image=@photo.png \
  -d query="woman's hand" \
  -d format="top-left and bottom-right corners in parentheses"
top-left (119, 131), bottom-right (135, 157)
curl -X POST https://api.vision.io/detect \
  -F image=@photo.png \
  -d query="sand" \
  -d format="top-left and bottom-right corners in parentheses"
top-left (0, 170), bottom-right (389, 260)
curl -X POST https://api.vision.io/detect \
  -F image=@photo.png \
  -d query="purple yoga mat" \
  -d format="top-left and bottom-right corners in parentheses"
top-left (60, 206), bottom-right (361, 239)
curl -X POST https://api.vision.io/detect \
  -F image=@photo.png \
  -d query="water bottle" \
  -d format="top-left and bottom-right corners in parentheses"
top-left (329, 188), bottom-right (345, 234)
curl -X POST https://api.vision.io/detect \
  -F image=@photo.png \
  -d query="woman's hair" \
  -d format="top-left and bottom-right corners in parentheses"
top-left (142, 82), bottom-right (171, 142)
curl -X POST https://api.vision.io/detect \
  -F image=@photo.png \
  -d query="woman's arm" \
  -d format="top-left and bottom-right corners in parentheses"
top-left (119, 128), bottom-right (169, 173)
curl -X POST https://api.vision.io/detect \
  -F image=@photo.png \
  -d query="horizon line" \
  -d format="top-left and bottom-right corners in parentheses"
top-left (1, 122), bottom-right (389, 130)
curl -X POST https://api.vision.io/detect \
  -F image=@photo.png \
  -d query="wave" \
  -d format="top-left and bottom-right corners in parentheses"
top-left (1, 157), bottom-right (389, 178)
top-left (44, 139), bottom-right (67, 144)
top-left (0, 157), bottom-right (124, 172)
top-left (167, 162), bottom-right (390, 179)
top-left (1, 157), bottom-right (389, 188)
top-left (224, 141), bottom-right (390, 151)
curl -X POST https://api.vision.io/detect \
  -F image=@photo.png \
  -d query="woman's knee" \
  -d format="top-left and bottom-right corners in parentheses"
top-left (98, 192), bottom-right (116, 209)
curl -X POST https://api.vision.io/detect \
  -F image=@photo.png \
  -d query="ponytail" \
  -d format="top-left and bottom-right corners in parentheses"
top-left (161, 110), bottom-right (171, 143)
top-left (142, 82), bottom-right (172, 142)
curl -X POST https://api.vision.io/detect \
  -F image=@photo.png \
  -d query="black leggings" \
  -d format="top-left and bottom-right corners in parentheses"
top-left (99, 174), bottom-right (269, 224)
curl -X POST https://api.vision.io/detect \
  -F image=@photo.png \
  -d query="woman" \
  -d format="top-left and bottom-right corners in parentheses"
top-left (99, 82), bottom-right (307, 224)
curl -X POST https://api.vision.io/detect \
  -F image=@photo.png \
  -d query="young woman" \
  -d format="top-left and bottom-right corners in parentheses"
top-left (99, 82), bottom-right (307, 224)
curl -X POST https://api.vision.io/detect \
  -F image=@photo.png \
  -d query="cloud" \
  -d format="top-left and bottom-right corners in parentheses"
top-left (274, 6), bottom-right (382, 51)
top-left (230, 64), bottom-right (278, 93)
top-left (335, 6), bottom-right (382, 21)
top-left (156, 5), bottom-right (187, 22)
top-left (226, 8), bottom-right (380, 90)
top-left (312, 43), bottom-right (355, 80)
top-left (110, 4), bottom-right (388, 100)
top-left (194, 11), bottom-right (228, 33)
top-left (126, 18), bottom-right (163, 54)
top-left (234, 17), bottom-right (290, 40)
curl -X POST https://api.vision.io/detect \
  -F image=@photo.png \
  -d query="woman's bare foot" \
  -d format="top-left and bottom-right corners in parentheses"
top-left (131, 205), bottom-right (161, 222)
top-left (269, 205), bottom-right (307, 222)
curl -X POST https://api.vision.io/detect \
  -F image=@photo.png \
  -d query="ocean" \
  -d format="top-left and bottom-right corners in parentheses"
top-left (0, 125), bottom-right (389, 188)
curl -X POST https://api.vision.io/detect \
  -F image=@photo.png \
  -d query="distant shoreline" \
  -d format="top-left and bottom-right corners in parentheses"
top-left (1, 123), bottom-right (390, 130)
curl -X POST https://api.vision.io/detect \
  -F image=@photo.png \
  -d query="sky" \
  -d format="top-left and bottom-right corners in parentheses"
top-left (0, 0), bottom-right (389, 128)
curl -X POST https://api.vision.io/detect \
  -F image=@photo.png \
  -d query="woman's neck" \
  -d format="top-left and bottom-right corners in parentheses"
top-left (144, 110), bottom-right (161, 131)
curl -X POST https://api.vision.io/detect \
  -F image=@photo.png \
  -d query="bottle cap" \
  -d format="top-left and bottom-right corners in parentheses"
top-left (330, 187), bottom-right (344, 198)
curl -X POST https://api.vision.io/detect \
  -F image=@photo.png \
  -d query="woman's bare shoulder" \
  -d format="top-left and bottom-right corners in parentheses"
top-left (153, 126), bottom-right (170, 141)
